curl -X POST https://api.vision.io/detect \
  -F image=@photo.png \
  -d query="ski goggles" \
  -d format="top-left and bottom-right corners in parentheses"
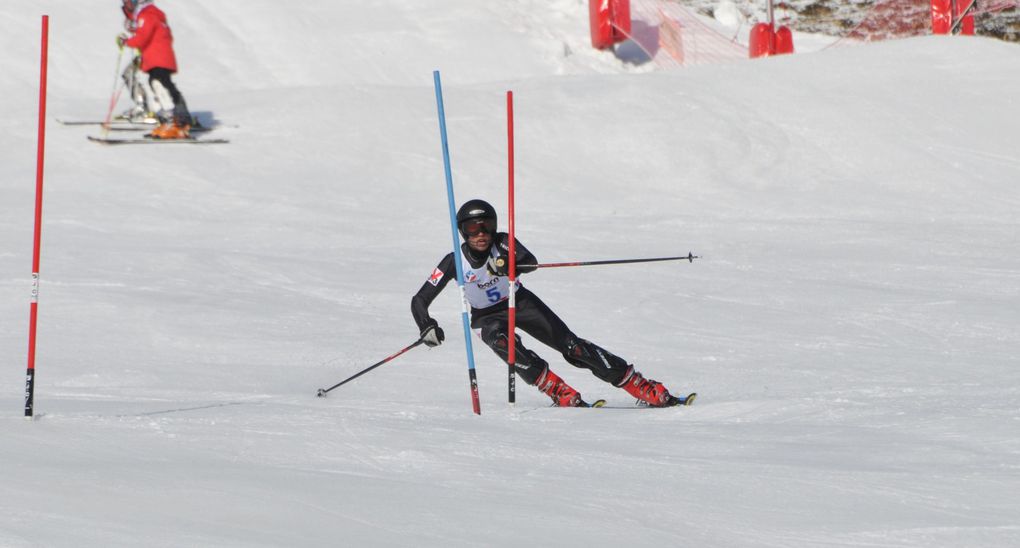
top-left (461, 218), bottom-right (495, 237)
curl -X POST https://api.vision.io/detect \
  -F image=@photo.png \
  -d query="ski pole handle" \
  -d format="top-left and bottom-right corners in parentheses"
top-left (520, 252), bottom-right (699, 270)
top-left (316, 337), bottom-right (425, 397)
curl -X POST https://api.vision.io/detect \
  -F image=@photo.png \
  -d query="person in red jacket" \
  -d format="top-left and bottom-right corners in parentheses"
top-left (117, 0), bottom-right (192, 139)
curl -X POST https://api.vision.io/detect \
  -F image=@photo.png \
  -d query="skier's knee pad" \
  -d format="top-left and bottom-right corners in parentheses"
top-left (563, 337), bottom-right (629, 384)
top-left (481, 325), bottom-right (548, 381)
top-left (479, 322), bottom-right (508, 350)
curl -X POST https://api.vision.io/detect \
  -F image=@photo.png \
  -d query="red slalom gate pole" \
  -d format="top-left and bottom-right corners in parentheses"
top-left (26, 15), bottom-right (50, 419)
top-left (506, 91), bottom-right (516, 406)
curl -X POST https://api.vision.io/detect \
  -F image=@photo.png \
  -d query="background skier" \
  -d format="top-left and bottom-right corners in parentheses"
top-left (117, 0), bottom-right (192, 139)
top-left (116, 0), bottom-right (157, 123)
top-left (411, 199), bottom-right (693, 407)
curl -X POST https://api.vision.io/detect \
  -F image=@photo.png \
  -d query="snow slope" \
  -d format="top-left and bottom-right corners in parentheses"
top-left (1, 1), bottom-right (1019, 546)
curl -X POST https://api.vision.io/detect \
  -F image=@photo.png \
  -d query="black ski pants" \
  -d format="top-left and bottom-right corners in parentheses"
top-left (471, 287), bottom-right (631, 386)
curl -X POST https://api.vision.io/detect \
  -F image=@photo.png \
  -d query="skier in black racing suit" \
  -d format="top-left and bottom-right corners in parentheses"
top-left (411, 199), bottom-right (687, 407)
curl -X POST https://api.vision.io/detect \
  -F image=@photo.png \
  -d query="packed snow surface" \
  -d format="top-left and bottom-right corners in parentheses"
top-left (1, 1), bottom-right (1018, 546)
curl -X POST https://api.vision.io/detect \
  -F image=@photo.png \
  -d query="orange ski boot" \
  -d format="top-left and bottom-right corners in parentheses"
top-left (537, 370), bottom-right (585, 407)
top-left (620, 370), bottom-right (674, 407)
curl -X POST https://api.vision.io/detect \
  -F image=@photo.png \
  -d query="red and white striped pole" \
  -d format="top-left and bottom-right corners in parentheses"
top-left (506, 90), bottom-right (517, 406)
top-left (26, 15), bottom-right (50, 419)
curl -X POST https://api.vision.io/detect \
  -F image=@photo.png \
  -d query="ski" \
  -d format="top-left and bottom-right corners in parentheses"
top-left (87, 135), bottom-right (229, 145)
top-left (672, 392), bottom-right (697, 406)
top-left (528, 395), bottom-right (699, 411)
top-left (58, 118), bottom-right (156, 126)
top-left (108, 124), bottom-right (215, 133)
top-left (635, 392), bottom-right (697, 408)
top-left (62, 120), bottom-right (219, 133)
top-left (536, 398), bottom-right (606, 410)
top-left (538, 392), bottom-right (699, 410)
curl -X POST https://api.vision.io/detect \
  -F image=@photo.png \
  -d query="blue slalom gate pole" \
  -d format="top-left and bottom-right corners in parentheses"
top-left (433, 70), bottom-right (482, 415)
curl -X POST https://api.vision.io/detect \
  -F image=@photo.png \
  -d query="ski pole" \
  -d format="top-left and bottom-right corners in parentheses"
top-left (101, 45), bottom-right (127, 133)
top-left (520, 252), bottom-right (700, 270)
top-left (316, 338), bottom-right (425, 397)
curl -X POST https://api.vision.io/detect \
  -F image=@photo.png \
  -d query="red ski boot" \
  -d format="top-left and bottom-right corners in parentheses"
top-left (620, 370), bottom-right (674, 407)
top-left (537, 370), bottom-right (585, 407)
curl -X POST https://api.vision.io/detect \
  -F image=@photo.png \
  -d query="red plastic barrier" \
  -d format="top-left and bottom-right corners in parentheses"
top-left (749, 22), bottom-right (794, 58)
top-left (589, 0), bottom-right (631, 49)
top-left (931, 0), bottom-right (952, 34)
top-left (774, 25), bottom-right (794, 54)
top-left (748, 22), bottom-right (773, 58)
top-left (954, 0), bottom-right (975, 35)
top-left (590, 0), bottom-right (613, 49)
top-left (610, 0), bottom-right (632, 42)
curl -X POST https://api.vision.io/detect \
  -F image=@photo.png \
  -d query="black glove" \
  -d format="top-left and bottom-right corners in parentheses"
top-left (420, 321), bottom-right (445, 347)
top-left (486, 255), bottom-right (509, 277)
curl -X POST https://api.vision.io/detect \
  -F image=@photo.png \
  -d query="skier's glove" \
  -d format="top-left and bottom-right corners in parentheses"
top-left (486, 255), bottom-right (509, 277)
top-left (420, 321), bottom-right (445, 347)
top-left (116, 34), bottom-right (128, 48)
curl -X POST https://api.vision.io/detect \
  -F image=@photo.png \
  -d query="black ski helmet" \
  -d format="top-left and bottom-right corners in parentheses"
top-left (456, 199), bottom-right (497, 238)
